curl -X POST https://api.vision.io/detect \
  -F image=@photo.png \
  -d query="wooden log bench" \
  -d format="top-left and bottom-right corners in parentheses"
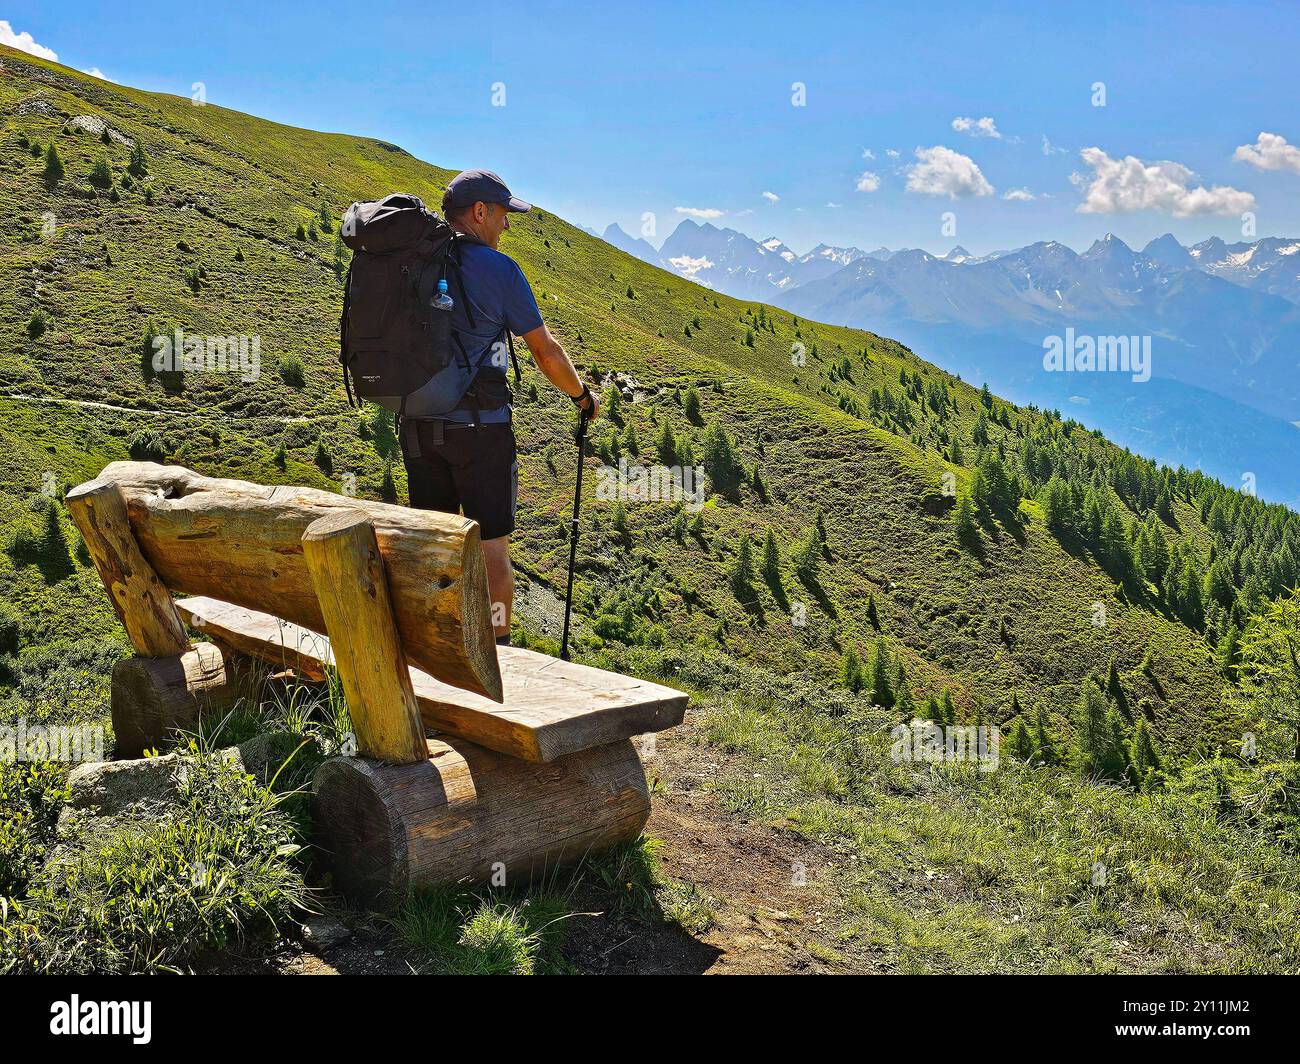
top-left (68, 462), bottom-right (687, 905)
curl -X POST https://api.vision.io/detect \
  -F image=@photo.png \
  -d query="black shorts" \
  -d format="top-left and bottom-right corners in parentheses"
top-left (402, 421), bottom-right (518, 540)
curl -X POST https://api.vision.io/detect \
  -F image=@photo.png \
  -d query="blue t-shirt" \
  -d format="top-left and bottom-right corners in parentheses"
top-left (438, 241), bottom-right (543, 424)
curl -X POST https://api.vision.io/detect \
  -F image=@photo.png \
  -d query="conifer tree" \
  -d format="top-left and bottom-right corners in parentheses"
top-left (1217, 623), bottom-right (1242, 682)
top-left (954, 493), bottom-right (978, 543)
top-left (793, 525), bottom-right (822, 581)
top-left (940, 689), bottom-right (957, 727)
top-left (1105, 656), bottom-right (1129, 718)
top-left (314, 437), bottom-right (332, 474)
top-left (43, 500), bottom-right (70, 562)
top-left (1033, 706), bottom-right (1058, 764)
top-left (1072, 678), bottom-right (1128, 782)
top-left (731, 532), bottom-right (755, 599)
top-left (655, 421), bottom-right (677, 465)
top-left (894, 664), bottom-right (914, 719)
top-left (761, 529), bottom-right (781, 587)
top-left (683, 385), bottom-right (702, 425)
top-left (1129, 717), bottom-right (1161, 788)
top-left (1007, 716), bottom-right (1035, 761)
top-left (88, 159), bottom-right (113, 189)
top-left (1040, 475), bottom-right (1072, 534)
top-left (701, 423), bottom-right (743, 492)
top-left (610, 500), bottom-right (630, 542)
top-left (43, 144), bottom-right (64, 186)
top-left (869, 637), bottom-right (894, 708)
top-left (605, 387), bottom-right (623, 426)
top-left (841, 648), bottom-right (864, 693)
top-left (127, 140), bottom-right (148, 177)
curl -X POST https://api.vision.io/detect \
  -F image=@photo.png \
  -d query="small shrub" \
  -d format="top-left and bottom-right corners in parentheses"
top-left (88, 159), bottom-right (112, 189)
top-left (278, 356), bottom-right (306, 388)
top-left (390, 885), bottom-right (571, 975)
top-left (42, 145), bottom-right (63, 186)
top-left (127, 428), bottom-right (169, 463)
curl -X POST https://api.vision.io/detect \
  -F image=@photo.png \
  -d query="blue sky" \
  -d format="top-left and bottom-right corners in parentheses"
top-left (6, 1), bottom-right (1300, 255)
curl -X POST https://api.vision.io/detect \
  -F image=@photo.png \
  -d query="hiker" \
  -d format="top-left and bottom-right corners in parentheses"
top-left (401, 170), bottom-right (599, 646)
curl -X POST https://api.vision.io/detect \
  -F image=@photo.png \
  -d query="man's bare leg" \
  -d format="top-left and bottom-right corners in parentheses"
top-left (482, 535), bottom-right (513, 641)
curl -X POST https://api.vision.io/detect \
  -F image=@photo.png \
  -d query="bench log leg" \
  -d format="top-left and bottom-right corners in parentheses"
top-left (301, 511), bottom-right (428, 764)
top-left (111, 642), bottom-right (254, 757)
top-left (312, 736), bottom-right (650, 907)
top-left (66, 478), bottom-right (190, 658)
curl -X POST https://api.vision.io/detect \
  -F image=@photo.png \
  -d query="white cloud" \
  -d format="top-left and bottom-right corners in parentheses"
top-left (885, 148), bottom-right (900, 159)
top-left (761, 190), bottom-right (780, 203)
top-left (667, 254), bottom-right (714, 281)
top-left (826, 202), bottom-right (842, 208)
top-left (1041, 134), bottom-right (1067, 156)
top-left (855, 170), bottom-right (881, 193)
top-left (1075, 147), bottom-right (1255, 217)
top-left (674, 206), bottom-right (724, 219)
top-left (0, 19), bottom-right (58, 60)
top-left (952, 116), bottom-right (1001, 139)
top-left (905, 145), bottom-right (994, 198)
top-left (1234, 132), bottom-right (1300, 175)
top-left (861, 148), bottom-right (875, 160)
top-left (1002, 187), bottom-right (1036, 201)
top-left (83, 67), bottom-right (113, 81)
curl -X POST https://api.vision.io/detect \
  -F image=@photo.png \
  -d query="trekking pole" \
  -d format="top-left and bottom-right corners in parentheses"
top-left (560, 408), bottom-right (590, 661)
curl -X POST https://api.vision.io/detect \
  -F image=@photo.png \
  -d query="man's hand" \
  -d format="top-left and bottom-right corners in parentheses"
top-left (576, 386), bottom-right (601, 421)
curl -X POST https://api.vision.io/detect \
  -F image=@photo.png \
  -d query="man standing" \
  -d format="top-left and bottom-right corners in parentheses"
top-left (401, 170), bottom-right (599, 646)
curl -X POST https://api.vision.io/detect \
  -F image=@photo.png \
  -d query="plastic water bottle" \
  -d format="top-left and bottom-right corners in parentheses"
top-left (433, 278), bottom-right (454, 311)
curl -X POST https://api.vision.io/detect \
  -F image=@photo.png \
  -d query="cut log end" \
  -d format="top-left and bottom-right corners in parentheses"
top-left (313, 736), bottom-right (650, 907)
top-left (312, 757), bottom-right (409, 904)
top-left (111, 642), bottom-right (252, 758)
top-left (300, 507), bottom-right (373, 542)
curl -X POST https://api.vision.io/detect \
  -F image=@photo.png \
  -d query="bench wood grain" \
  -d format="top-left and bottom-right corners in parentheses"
top-left (176, 596), bottom-right (688, 763)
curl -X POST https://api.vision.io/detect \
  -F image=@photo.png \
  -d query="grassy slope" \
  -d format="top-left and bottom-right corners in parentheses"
top-left (0, 43), bottom-right (1229, 758)
top-left (10, 46), bottom-right (1300, 975)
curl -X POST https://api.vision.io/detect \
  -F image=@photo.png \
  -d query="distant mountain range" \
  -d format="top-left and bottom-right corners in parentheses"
top-left (608, 219), bottom-right (1300, 316)
top-left (602, 220), bottom-right (890, 299)
top-left (596, 220), bottom-right (1300, 504)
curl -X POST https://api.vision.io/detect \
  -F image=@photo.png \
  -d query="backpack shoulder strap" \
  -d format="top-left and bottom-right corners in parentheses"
top-left (444, 235), bottom-right (478, 330)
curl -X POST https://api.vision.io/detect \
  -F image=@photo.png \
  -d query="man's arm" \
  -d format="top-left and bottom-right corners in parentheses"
top-left (521, 324), bottom-right (601, 419)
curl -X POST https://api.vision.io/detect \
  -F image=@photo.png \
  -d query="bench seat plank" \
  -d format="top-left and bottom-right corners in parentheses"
top-left (176, 597), bottom-right (687, 763)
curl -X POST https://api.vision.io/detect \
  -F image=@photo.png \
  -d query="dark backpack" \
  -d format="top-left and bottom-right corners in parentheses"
top-left (338, 193), bottom-right (518, 418)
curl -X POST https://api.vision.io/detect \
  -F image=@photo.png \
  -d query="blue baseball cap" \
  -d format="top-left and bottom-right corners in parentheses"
top-left (442, 170), bottom-right (532, 213)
